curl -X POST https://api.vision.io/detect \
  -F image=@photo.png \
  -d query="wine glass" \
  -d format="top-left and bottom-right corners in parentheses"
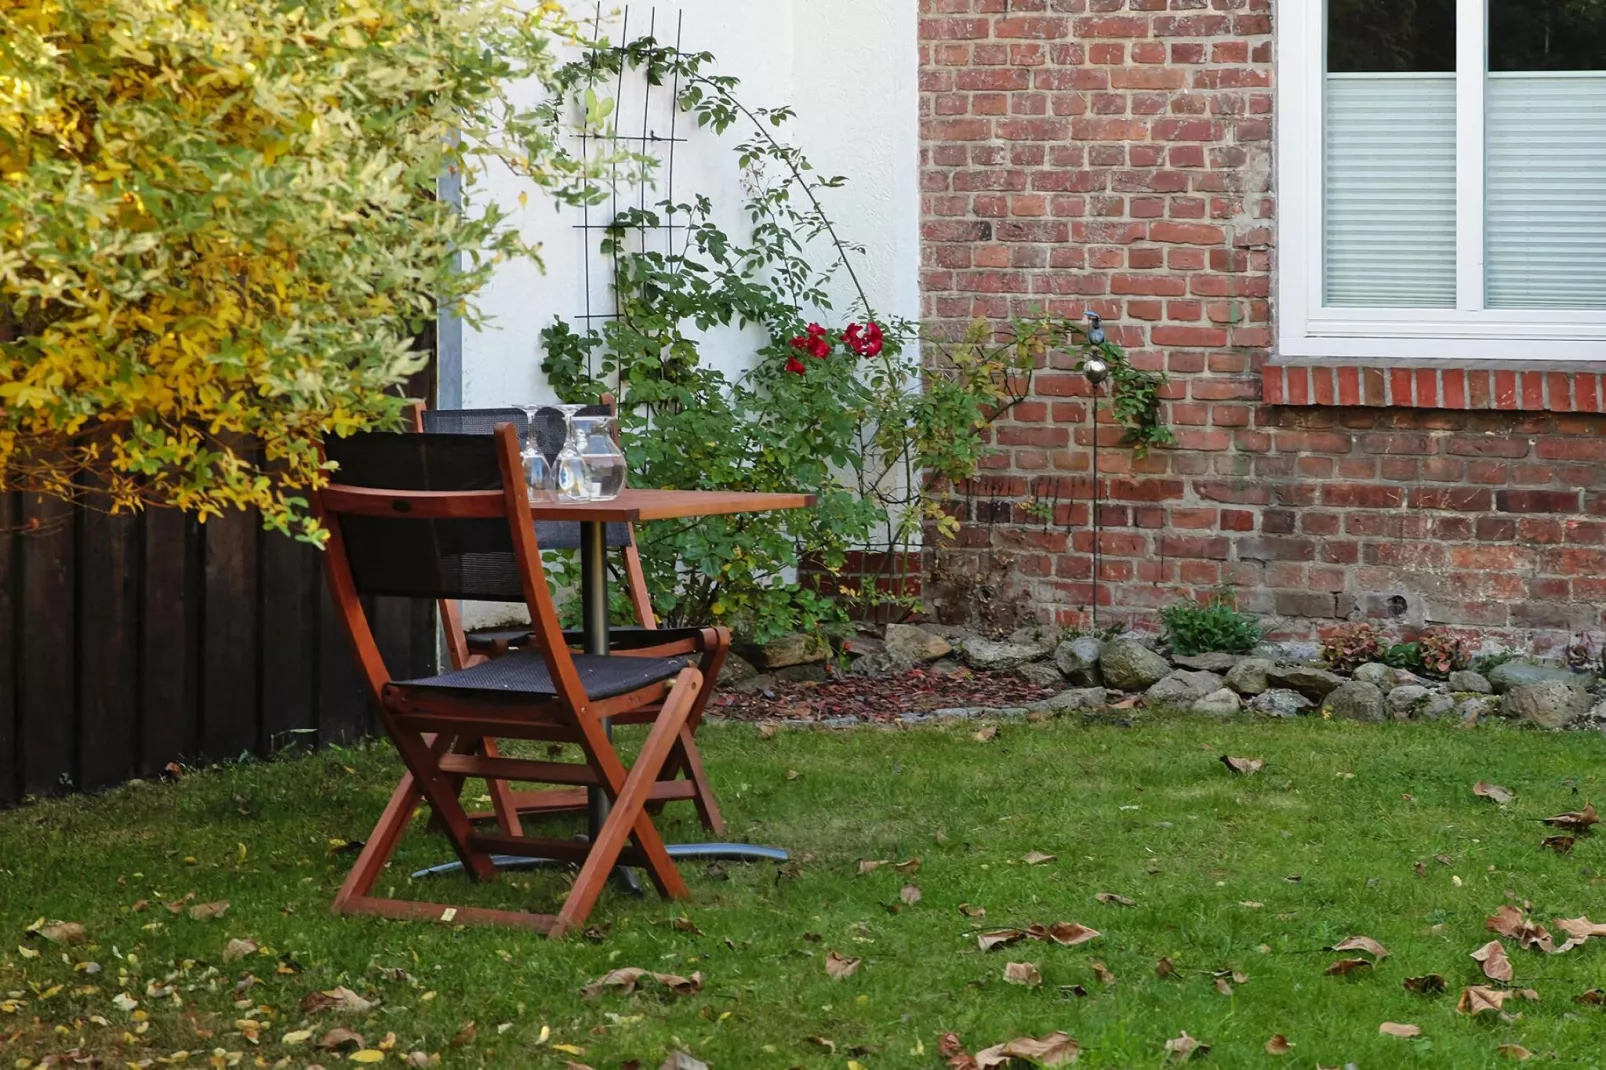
top-left (518, 405), bottom-right (556, 503)
top-left (553, 403), bottom-right (592, 502)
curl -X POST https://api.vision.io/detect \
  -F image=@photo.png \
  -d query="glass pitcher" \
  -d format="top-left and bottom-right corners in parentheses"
top-left (574, 414), bottom-right (627, 500)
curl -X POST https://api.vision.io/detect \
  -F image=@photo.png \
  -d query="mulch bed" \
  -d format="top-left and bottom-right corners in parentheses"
top-left (711, 665), bottom-right (1058, 724)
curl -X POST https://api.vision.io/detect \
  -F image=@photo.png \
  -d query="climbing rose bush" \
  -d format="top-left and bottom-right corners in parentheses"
top-left (0, 0), bottom-right (587, 538)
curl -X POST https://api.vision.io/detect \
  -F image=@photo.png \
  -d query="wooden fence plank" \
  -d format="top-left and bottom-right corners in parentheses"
top-left (200, 508), bottom-right (260, 760)
top-left (140, 507), bottom-right (195, 775)
top-left (317, 581), bottom-right (370, 747)
top-left (18, 493), bottom-right (76, 796)
top-left (0, 494), bottom-right (18, 806)
top-left (77, 504), bottom-right (139, 791)
top-left (259, 532), bottom-right (319, 754)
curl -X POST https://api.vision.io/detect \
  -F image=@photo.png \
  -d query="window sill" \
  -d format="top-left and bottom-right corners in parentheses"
top-left (1261, 358), bottom-right (1606, 413)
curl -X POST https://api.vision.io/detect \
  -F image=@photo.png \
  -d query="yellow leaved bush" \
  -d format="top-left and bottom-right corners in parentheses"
top-left (0, 0), bottom-right (588, 539)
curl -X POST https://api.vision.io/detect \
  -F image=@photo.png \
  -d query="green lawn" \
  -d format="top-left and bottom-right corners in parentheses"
top-left (3, 715), bottom-right (1606, 1069)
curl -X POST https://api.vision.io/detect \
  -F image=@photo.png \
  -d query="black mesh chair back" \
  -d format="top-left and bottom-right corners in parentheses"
top-left (322, 432), bottom-right (526, 602)
top-left (421, 405), bottom-right (628, 551)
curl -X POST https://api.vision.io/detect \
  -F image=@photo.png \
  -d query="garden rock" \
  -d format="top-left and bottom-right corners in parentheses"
top-left (1387, 684), bottom-right (1432, 719)
top-left (774, 662), bottom-right (828, 685)
top-left (743, 632), bottom-right (827, 669)
top-left (1321, 681), bottom-right (1387, 723)
top-left (1458, 695), bottom-right (1502, 722)
top-left (1249, 689), bottom-right (1314, 718)
top-left (1587, 699), bottom-right (1606, 723)
top-left (718, 652), bottom-right (759, 687)
top-left (1351, 663), bottom-right (1396, 689)
top-left (1419, 693), bottom-right (1457, 720)
top-left (884, 623), bottom-right (951, 665)
top-left (1099, 640), bottom-right (1172, 691)
top-left (1031, 687), bottom-right (1109, 714)
top-left (1448, 670), bottom-right (1492, 694)
top-left (1223, 657), bottom-right (1272, 696)
top-left (1054, 637), bottom-right (1106, 686)
top-left (1267, 664), bottom-right (1343, 701)
top-left (1255, 640), bottom-right (1323, 664)
top-left (1487, 661), bottom-right (1595, 694)
top-left (1145, 670), bottom-right (1225, 710)
top-left (1015, 661), bottom-right (1066, 688)
top-left (1502, 680), bottom-right (1591, 729)
top-left (960, 637), bottom-right (1051, 672)
top-left (1008, 624), bottom-right (1065, 651)
top-left (844, 652), bottom-right (895, 677)
top-left (1192, 688), bottom-right (1243, 717)
top-left (1173, 652), bottom-right (1240, 673)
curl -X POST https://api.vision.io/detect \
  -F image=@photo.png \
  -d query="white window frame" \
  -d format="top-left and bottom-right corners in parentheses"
top-left (1277, 0), bottom-right (1606, 361)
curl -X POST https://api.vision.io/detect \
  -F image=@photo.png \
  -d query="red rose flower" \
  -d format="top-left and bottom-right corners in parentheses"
top-left (845, 321), bottom-right (885, 358)
top-left (784, 354), bottom-right (807, 375)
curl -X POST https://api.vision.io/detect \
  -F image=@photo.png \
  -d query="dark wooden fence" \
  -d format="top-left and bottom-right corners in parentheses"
top-left (0, 492), bottom-right (435, 807)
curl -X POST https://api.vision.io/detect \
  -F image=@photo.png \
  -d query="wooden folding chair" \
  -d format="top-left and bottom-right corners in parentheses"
top-left (409, 402), bottom-right (731, 836)
top-left (315, 424), bottom-right (703, 935)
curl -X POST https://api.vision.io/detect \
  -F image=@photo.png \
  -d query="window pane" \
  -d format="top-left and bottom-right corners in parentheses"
top-left (1487, 0), bottom-right (1606, 309)
top-left (1325, 0), bottom-right (1457, 307)
top-left (1328, 0), bottom-right (1456, 74)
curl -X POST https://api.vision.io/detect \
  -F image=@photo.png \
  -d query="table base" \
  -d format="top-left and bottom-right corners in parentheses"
top-left (410, 843), bottom-right (790, 881)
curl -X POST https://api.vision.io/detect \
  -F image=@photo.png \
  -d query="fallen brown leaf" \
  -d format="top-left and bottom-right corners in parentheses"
top-left (580, 968), bottom-right (703, 999)
top-left (1221, 755), bottom-right (1264, 776)
top-left (978, 929), bottom-right (1027, 952)
top-left (825, 951), bottom-right (861, 981)
top-left (1214, 977), bottom-right (1233, 997)
top-left (959, 903), bottom-right (986, 918)
top-left (1331, 935), bottom-right (1390, 961)
top-left (1091, 961), bottom-right (1115, 986)
top-left (856, 859), bottom-right (887, 875)
top-left (659, 1054), bottom-right (708, 1070)
top-left (1041, 922), bottom-right (1100, 947)
top-left (1474, 781), bottom-right (1515, 805)
top-left (974, 1032), bottom-right (1079, 1068)
top-left (1472, 940), bottom-right (1514, 982)
top-left (757, 721), bottom-right (778, 739)
top-left (1553, 916), bottom-right (1606, 943)
top-left (1573, 988), bottom-right (1605, 1006)
top-left (1485, 905), bottom-right (1568, 951)
top-left (1435, 853), bottom-right (1455, 866)
top-left (188, 900), bottom-right (230, 921)
top-left (1404, 973), bottom-right (1448, 994)
top-left (317, 1027), bottom-right (365, 1052)
top-left (301, 986), bottom-right (376, 1014)
top-left (1095, 892), bottom-right (1133, 907)
top-left (900, 884), bottom-right (922, 906)
top-left (974, 725), bottom-right (998, 742)
top-left (1002, 962), bottom-right (1042, 987)
top-left (1457, 986), bottom-right (1510, 1015)
top-left (1155, 957), bottom-right (1178, 979)
top-left (1324, 958), bottom-right (1373, 977)
top-left (449, 1021), bottom-right (476, 1048)
top-left (1379, 1022), bottom-right (1421, 1038)
top-left (222, 938), bottom-right (257, 963)
top-left (1542, 835), bottom-right (1576, 854)
top-left (1023, 851), bottom-right (1056, 865)
top-left (1163, 1031), bottom-right (1208, 1062)
top-left (1542, 803), bottom-right (1599, 831)
top-left (33, 921), bottom-right (86, 945)
top-left (1497, 1045), bottom-right (1533, 1061)
top-left (938, 1033), bottom-right (969, 1059)
top-left (1264, 1035), bottom-right (1292, 1055)
top-left (892, 857), bottom-right (921, 873)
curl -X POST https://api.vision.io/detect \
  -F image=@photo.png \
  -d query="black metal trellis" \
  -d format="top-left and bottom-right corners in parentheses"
top-left (570, 3), bottom-right (690, 399)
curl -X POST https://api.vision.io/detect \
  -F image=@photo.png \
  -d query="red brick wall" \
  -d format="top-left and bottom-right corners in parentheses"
top-left (918, 0), bottom-right (1606, 654)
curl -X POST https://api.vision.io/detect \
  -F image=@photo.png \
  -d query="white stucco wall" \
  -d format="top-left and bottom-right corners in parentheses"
top-left (454, 0), bottom-right (919, 407)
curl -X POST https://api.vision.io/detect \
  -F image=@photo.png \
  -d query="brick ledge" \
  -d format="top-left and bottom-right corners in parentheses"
top-left (1262, 360), bottom-right (1606, 413)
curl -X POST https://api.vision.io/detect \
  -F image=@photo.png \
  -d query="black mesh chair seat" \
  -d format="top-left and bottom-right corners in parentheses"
top-left (465, 625), bottom-right (711, 653)
top-left (393, 649), bottom-right (688, 703)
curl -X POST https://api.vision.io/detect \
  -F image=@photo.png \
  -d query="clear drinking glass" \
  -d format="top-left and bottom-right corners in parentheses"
top-left (519, 405), bottom-right (556, 503)
top-left (553, 403), bottom-right (593, 502)
top-left (575, 414), bottom-right (627, 500)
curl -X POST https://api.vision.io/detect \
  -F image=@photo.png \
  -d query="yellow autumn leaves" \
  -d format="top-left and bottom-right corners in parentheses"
top-left (0, 0), bottom-right (590, 538)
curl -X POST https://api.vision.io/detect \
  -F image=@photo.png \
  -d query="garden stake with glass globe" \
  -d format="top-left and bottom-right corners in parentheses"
top-left (1083, 313), bottom-right (1110, 633)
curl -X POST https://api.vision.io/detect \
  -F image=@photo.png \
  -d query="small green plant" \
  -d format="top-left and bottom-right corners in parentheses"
top-left (1322, 621), bottom-right (1387, 673)
top-left (1160, 595), bottom-right (1262, 656)
top-left (1472, 650), bottom-right (1522, 676)
top-left (1417, 629), bottom-right (1471, 678)
top-left (1385, 641), bottom-right (1423, 673)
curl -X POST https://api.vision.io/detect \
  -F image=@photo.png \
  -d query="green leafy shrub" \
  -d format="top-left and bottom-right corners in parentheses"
top-left (1322, 622), bottom-right (1387, 673)
top-left (1385, 642), bottom-right (1423, 673)
top-left (1160, 595), bottom-right (1262, 656)
top-left (1, 0), bottom-right (594, 538)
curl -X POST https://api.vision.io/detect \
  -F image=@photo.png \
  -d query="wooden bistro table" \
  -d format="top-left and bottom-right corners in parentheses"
top-left (413, 488), bottom-right (816, 891)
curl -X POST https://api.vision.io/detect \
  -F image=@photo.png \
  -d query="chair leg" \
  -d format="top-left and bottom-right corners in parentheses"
top-left (646, 627), bottom-right (728, 832)
top-left (387, 723), bottom-right (498, 883)
top-left (672, 724), bottom-right (726, 835)
top-left (553, 670), bottom-right (700, 938)
top-left (481, 739), bottom-right (525, 838)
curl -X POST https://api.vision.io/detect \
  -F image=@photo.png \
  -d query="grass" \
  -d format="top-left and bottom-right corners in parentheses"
top-left (3, 715), bottom-right (1606, 1069)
